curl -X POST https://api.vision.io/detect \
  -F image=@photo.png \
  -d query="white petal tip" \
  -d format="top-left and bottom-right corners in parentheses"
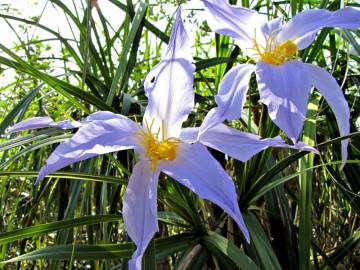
top-left (35, 174), bottom-right (45, 185)
top-left (293, 142), bottom-right (319, 154)
top-left (5, 128), bottom-right (13, 134)
top-left (34, 178), bottom-right (42, 185)
top-left (244, 232), bottom-right (250, 243)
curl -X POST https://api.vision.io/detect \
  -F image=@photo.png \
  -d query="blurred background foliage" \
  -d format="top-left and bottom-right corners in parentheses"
top-left (0, 0), bottom-right (359, 269)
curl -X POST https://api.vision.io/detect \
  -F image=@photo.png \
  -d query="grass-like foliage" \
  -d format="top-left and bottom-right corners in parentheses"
top-left (0, 0), bottom-right (359, 269)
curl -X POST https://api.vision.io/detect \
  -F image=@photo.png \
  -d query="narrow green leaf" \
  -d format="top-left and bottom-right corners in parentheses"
top-left (51, 0), bottom-right (112, 86)
top-left (0, 234), bottom-right (197, 265)
top-left (299, 96), bottom-right (319, 270)
top-left (175, 245), bottom-right (209, 270)
top-left (109, 0), bottom-right (169, 43)
top-left (0, 243), bottom-right (134, 264)
top-left (157, 211), bottom-right (189, 228)
top-left (0, 13), bottom-right (83, 67)
top-left (0, 129), bottom-right (64, 152)
top-left (155, 234), bottom-right (198, 260)
top-left (244, 151), bottom-right (308, 205)
top-left (343, 30), bottom-right (360, 56)
top-left (0, 134), bottom-right (72, 170)
top-left (195, 57), bottom-right (234, 72)
top-left (143, 237), bottom-right (156, 270)
top-left (249, 159), bottom-right (360, 204)
top-left (106, 1), bottom-right (148, 105)
top-left (290, 0), bottom-right (298, 17)
top-left (322, 230), bottom-right (360, 269)
top-left (0, 87), bottom-right (38, 134)
top-left (244, 213), bottom-right (282, 270)
top-left (0, 215), bottom-right (121, 244)
top-left (0, 171), bottom-right (127, 185)
top-left (203, 231), bottom-right (260, 270)
top-left (0, 53), bottom-right (115, 112)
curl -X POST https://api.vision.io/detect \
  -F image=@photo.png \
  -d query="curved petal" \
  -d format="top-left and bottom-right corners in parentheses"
top-left (256, 60), bottom-right (312, 142)
top-left (214, 65), bottom-right (255, 120)
top-left (197, 108), bottom-right (222, 138)
top-left (7, 111), bottom-right (127, 134)
top-left (84, 111), bottom-right (125, 122)
top-left (292, 141), bottom-right (320, 154)
top-left (277, 7), bottom-right (360, 49)
top-left (6, 117), bottom-right (82, 134)
top-left (54, 120), bottom-right (83, 129)
top-left (36, 117), bottom-right (140, 183)
top-left (160, 142), bottom-right (249, 242)
top-left (260, 17), bottom-right (283, 38)
top-left (202, 0), bottom-right (265, 49)
top-left (252, 17), bottom-right (284, 58)
top-left (143, 7), bottom-right (195, 138)
top-left (179, 127), bottom-right (199, 143)
top-left (294, 30), bottom-right (318, 50)
top-left (123, 161), bottom-right (160, 270)
top-left (304, 63), bottom-right (350, 168)
top-left (200, 64), bottom-right (255, 135)
top-left (199, 123), bottom-right (318, 162)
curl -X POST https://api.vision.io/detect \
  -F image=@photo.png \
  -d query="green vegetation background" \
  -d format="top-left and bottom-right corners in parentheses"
top-left (0, 0), bottom-right (359, 269)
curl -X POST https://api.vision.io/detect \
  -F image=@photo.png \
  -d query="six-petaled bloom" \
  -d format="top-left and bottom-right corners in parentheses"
top-left (201, 0), bottom-right (360, 167)
top-left (7, 6), bottom-right (320, 270)
top-left (8, 8), bottom-right (245, 270)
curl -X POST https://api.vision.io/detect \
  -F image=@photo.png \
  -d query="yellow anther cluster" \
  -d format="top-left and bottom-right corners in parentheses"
top-left (260, 40), bottom-right (297, 65)
top-left (157, 141), bottom-right (177, 160)
top-left (252, 31), bottom-right (298, 65)
top-left (139, 119), bottom-right (180, 170)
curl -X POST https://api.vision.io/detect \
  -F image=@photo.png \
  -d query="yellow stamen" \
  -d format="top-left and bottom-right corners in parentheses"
top-left (251, 29), bottom-right (298, 65)
top-left (138, 119), bottom-right (180, 170)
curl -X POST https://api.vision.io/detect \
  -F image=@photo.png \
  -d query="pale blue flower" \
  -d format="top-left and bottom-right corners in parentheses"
top-left (201, 0), bottom-right (360, 167)
top-left (6, 111), bottom-right (115, 133)
top-left (8, 7), bottom-right (317, 270)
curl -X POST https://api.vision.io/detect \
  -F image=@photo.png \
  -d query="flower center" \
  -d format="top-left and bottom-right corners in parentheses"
top-left (139, 119), bottom-right (180, 170)
top-left (252, 30), bottom-right (298, 65)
